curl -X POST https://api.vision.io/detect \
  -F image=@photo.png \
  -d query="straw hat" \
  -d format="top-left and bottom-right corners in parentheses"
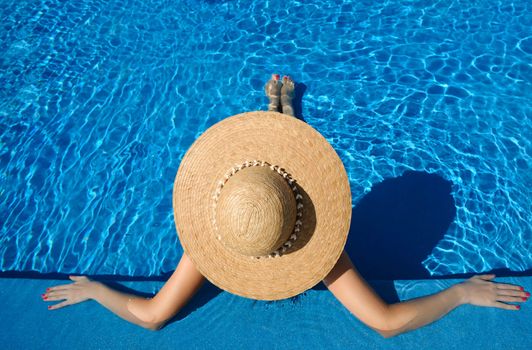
top-left (173, 111), bottom-right (351, 300)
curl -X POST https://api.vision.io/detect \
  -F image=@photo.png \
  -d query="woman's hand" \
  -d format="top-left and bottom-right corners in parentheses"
top-left (42, 276), bottom-right (100, 310)
top-left (457, 274), bottom-right (529, 310)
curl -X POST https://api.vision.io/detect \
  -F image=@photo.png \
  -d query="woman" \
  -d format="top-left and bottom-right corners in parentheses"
top-left (42, 76), bottom-right (529, 338)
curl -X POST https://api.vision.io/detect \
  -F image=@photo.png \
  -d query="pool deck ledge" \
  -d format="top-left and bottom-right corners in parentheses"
top-left (0, 276), bottom-right (530, 349)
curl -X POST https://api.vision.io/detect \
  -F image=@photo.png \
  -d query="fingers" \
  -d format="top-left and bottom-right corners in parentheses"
top-left (69, 275), bottom-right (87, 282)
top-left (473, 275), bottom-right (527, 294)
top-left (42, 290), bottom-right (77, 309)
top-left (495, 295), bottom-right (528, 303)
top-left (475, 274), bottom-right (496, 281)
top-left (497, 289), bottom-right (530, 298)
top-left (45, 276), bottom-right (89, 292)
top-left (48, 300), bottom-right (72, 310)
top-left (472, 275), bottom-right (529, 296)
top-left (496, 283), bottom-right (526, 292)
top-left (45, 285), bottom-right (71, 293)
top-left (44, 290), bottom-right (69, 301)
top-left (493, 301), bottom-right (521, 311)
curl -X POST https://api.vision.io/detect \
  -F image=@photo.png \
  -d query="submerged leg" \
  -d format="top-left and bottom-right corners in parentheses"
top-left (264, 73), bottom-right (282, 112)
top-left (280, 75), bottom-right (295, 116)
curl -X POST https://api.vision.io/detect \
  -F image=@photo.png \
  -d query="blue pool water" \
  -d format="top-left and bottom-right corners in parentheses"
top-left (0, 0), bottom-right (530, 278)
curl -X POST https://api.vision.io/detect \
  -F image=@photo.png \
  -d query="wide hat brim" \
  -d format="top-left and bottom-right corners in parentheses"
top-left (173, 111), bottom-right (351, 300)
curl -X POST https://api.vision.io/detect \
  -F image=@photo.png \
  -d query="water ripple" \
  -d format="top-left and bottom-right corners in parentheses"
top-left (0, 0), bottom-right (530, 276)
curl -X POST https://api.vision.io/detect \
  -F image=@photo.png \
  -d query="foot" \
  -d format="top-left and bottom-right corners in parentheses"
top-left (281, 76), bottom-right (295, 116)
top-left (264, 74), bottom-right (282, 112)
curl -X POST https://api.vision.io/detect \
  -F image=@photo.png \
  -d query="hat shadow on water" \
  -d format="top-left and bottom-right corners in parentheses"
top-left (292, 82), bottom-right (307, 121)
top-left (314, 171), bottom-right (457, 303)
top-left (347, 171), bottom-right (456, 280)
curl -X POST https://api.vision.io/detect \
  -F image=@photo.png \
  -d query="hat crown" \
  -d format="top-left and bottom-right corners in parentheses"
top-left (215, 166), bottom-right (296, 256)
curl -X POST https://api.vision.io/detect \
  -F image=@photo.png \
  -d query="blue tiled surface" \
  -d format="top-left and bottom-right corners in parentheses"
top-left (1, 276), bottom-right (530, 349)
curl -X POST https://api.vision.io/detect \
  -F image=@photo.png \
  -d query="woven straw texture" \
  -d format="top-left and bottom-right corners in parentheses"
top-left (173, 111), bottom-right (351, 300)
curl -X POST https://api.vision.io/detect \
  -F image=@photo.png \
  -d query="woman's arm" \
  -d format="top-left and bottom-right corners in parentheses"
top-left (126, 253), bottom-right (205, 328)
top-left (324, 251), bottom-right (528, 338)
top-left (43, 254), bottom-right (205, 330)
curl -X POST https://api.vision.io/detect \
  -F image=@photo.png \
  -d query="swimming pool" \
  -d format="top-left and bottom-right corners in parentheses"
top-left (0, 0), bottom-right (530, 278)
